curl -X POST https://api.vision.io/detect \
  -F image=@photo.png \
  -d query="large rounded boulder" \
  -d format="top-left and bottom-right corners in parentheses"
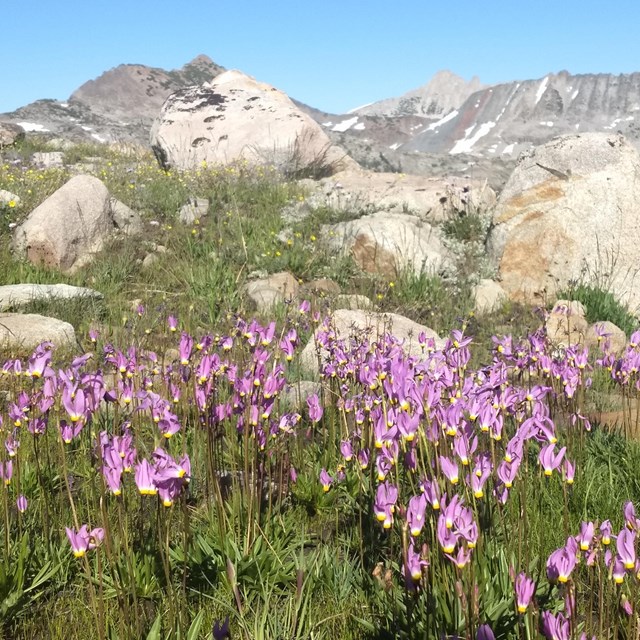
top-left (487, 133), bottom-right (640, 309)
top-left (150, 70), bottom-right (355, 175)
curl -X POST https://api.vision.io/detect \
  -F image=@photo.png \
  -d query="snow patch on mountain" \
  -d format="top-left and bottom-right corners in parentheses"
top-left (450, 121), bottom-right (496, 154)
top-left (17, 122), bottom-right (49, 132)
top-left (426, 110), bottom-right (459, 131)
top-left (535, 76), bottom-right (549, 104)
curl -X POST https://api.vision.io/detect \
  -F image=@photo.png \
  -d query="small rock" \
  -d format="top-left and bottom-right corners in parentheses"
top-left (551, 299), bottom-right (587, 318)
top-left (178, 197), bottom-right (209, 225)
top-left (301, 278), bottom-right (341, 296)
top-left (281, 381), bottom-right (322, 410)
top-left (0, 313), bottom-right (76, 351)
top-left (323, 211), bottom-right (451, 279)
top-left (110, 198), bottom-right (143, 235)
top-left (31, 151), bottom-right (65, 169)
top-left (473, 279), bottom-right (506, 316)
top-left (13, 175), bottom-right (128, 272)
top-left (0, 122), bottom-right (25, 147)
top-left (142, 253), bottom-right (159, 269)
top-left (300, 309), bottom-right (442, 375)
top-left (545, 301), bottom-right (589, 347)
top-left (245, 272), bottom-right (299, 311)
top-left (0, 190), bottom-right (19, 206)
top-left (585, 321), bottom-right (627, 354)
top-left (334, 294), bottom-right (373, 310)
top-left (0, 283), bottom-right (103, 312)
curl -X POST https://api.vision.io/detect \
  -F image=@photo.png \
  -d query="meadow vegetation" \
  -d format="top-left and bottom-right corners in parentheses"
top-left (0, 140), bottom-right (639, 639)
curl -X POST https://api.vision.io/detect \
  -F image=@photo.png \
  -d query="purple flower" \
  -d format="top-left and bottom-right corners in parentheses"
top-left (404, 541), bottom-right (428, 582)
top-left (546, 542), bottom-right (577, 583)
top-left (515, 572), bottom-right (535, 613)
top-left (437, 515), bottom-right (458, 553)
top-left (340, 440), bottom-right (353, 462)
top-left (319, 468), bottom-right (332, 493)
top-left (439, 456), bottom-right (459, 485)
top-left (16, 495), bottom-right (27, 513)
top-left (476, 624), bottom-right (495, 640)
top-left (374, 481), bottom-right (398, 529)
top-left (406, 493), bottom-right (428, 537)
top-left (577, 521), bottom-right (595, 551)
top-left (65, 525), bottom-right (104, 558)
top-left (135, 459), bottom-right (158, 495)
top-left (617, 528), bottom-right (636, 569)
top-left (306, 394), bottom-right (323, 423)
top-left (212, 615), bottom-right (231, 639)
top-left (539, 443), bottom-right (566, 476)
top-left (0, 461), bottom-right (13, 486)
top-left (600, 519), bottom-right (612, 545)
top-left (541, 611), bottom-right (570, 640)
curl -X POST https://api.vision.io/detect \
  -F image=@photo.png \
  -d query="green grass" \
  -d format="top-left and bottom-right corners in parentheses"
top-left (556, 282), bottom-right (638, 335)
top-left (1, 140), bottom-right (640, 639)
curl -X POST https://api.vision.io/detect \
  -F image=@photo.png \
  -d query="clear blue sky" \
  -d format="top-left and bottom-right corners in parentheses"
top-left (3, 0), bottom-right (640, 115)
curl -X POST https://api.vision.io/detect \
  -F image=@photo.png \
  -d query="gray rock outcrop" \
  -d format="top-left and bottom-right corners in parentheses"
top-left (323, 211), bottom-right (451, 279)
top-left (300, 309), bottom-right (442, 374)
top-left (13, 175), bottom-right (142, 272)
top-left (0, 122), bottom-right (24, 147)
top-left (0, 284), bottom-right (103, 311)
top-left (487, 133), bottom-right (640, 310)
top-left (150, 70), bottom-right (356, 175)
top-left (0, 313), bottom-right (76, 351)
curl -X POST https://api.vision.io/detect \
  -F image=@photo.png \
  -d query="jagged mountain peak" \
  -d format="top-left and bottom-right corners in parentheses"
top-left (351, 69), bottom-right (486, 119)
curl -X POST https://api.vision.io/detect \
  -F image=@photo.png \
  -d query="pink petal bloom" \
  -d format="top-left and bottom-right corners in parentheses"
top-left (179, 332), bottom-right (193, 365)
top-left (612, 556), bottom-right (626, 583)
top-left (539, 443), bottom-right (566, 476)
top-left (59, 420), bottom-right (83, 444)
top-left (546, 543), bottom-right (577, 583)
top-left (298, 300), bottom-right (310, 315)
top-left (157, 478), bottom-right (183, 507)
top-left (600, 520), bottom-right (613, 545)
top-left (445, 545), bottom-right (472, 569)
top-left (407, 493), bottom-right (428, 537)
top-left (374, 481), bottom-right (398, 529)
top-left (617, 529), bottom-right (636, 569)
top-left (563, 459), bottom-right (575, 484)
top-left (0, 461), bottom-right (13, 486)
top-left (477, 624), bottom-right (495, 640)
top-left (103, 466), bottom-right (123, 496)
top-left (62, 388), bottom-right (87, 423)
top-left (16, 495), bottom-right (27, 513)
top-left (404, 541), bottom-right (429, 582)
top-left (439, 456), bottom-right (459, 485)
top-left (497, 459), bottom-right (519, 488)
top-left (437, 515), bottom-right (458, 553)
top-left (87, 528), bottom-right (105, 550)
top-left (338, 440), bottom-right (353, 462)
top-left (135, 459), bottom-right (158, 495)
top-left (515, 572), bottom-right (535, 613)
top-left (66, 525), bottom-right (90, 557)
top-left (541, 611), bottom-right (570, 640)
top-left (577, 521), bottom-right (595, 551)
top-left (357, 448), bottom-right (369, 470)
top-left (167, 315), bottom-right (178, 332)
top-left (306, 394), bottom-right (323, 423)
top-left (623, 501), bottom-right (640, 530)
top-left (319, 468), bottom-right (332, 493)
top-left (420, 478), bottom-right (441, 510)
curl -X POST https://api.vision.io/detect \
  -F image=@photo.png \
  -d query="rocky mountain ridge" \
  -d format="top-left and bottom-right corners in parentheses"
top-left (1, 55), bottom-right (224, 144)
top-left (4, 59), bottom-right (640, 187)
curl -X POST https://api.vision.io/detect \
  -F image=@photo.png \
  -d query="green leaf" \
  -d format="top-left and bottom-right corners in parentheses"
top-left (187, 610), bottom-right (205, 640)
top-left (146, 613), bottom-right (162, 640)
